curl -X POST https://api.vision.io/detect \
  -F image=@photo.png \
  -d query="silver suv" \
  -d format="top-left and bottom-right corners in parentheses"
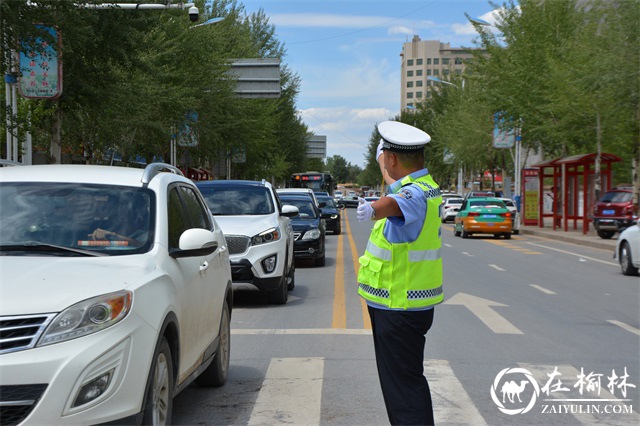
top-left (196, 180), bottom-right (298, 304)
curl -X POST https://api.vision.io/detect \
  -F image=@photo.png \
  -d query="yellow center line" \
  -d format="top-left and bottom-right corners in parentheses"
top-left (344, 210), bottom-right (371, 329)
top-left (332, 225), bottom-right (346, 328)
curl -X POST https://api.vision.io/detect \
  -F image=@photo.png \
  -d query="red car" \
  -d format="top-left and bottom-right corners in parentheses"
top-left (592, 187), bottom-right (638, 239)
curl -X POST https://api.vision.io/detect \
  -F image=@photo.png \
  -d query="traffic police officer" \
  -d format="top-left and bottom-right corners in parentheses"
top-left (357, 120), bottom-right (443, 425)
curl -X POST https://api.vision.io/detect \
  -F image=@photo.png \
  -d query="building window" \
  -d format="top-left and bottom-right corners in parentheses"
top-left (416, 58), bottom-right (423, 65)
top-left (442, 58), bottom-right (450, 65)
top-left (407, 59), bottom-right (414, 66)
top-left (416, 91), bottom-right (423, 98)
top-left (407, 81), bottom-right (413, 88)
top-left (427, 58), bottom-right (432, 65)
top-left (433, 69), bottom-right (439, 76)
top-left (426, 80), bottom-right (431, 87)
top-left (416, 80), bottom-right (423, 87)
top-left (407, 70), bottom-right (414, 77)
top-left (416, 69), bottom-right (423, 76)
top-left (443, 69), bottom-right (450, 75)
top-left (427, 91), bottom-right (432, 98)
top-left (455, 57), bottom-right (464, 65)
top-left (407, 103), bottom-right (414, 109)
top-left (455, 69), bottom-right (462, 75)
top-left (407, 92), bottom-right (414, 99)
top-left (427, 69), bottom-right (432, 75)
top-left (434, 58), bottom-right (440, 65)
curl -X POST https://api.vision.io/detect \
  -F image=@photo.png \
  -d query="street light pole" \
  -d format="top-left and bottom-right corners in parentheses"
top-left (427, 75), bottom-right (465, 194)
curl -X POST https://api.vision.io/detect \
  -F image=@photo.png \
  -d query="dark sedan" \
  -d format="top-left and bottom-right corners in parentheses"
top-left (316, 195), bottom-right (343, 235)
top-left (278, 195), bottom-right (326, 266)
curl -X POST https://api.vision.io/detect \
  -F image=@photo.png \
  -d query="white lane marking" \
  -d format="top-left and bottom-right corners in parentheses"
top-left (444, 292), bottom-right (523, 334)
top-left (427, 359), bottom-right (486, 425)
top-left (527, 242), bottom-right (618, 266)
top-left (232, 328), bottom-right (372, 335)
top-left (530, 284), bottom-right (556, 295)
top-left (489, 264), bottom-right (506, 271)
top-left (444, 243), bottom-right (452, 247)
top-left (608, 320), bottom-right (640, 336)
top-left (462, 251), bottom-right (474, 257)
top-left (248, 357), bottom-right (324, 426)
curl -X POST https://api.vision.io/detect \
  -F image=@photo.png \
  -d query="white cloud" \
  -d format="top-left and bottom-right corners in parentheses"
top-left (388, 25), bottom-right (413, 35)
top-left (299, 107), bottom-right (393, 167)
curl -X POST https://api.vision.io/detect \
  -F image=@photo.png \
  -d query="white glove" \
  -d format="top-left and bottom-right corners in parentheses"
top-left (357, 197), bottom-right (374, 222)
top-left (376, 140), bottom-right (384, 160)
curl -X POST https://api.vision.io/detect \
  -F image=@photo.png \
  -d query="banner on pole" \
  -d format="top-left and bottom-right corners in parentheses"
top-left (19, 25), bottom-right (63, 99)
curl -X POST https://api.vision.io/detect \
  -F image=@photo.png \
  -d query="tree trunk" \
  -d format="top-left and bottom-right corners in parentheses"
top-left (50, 103), bottom-right (62, 164)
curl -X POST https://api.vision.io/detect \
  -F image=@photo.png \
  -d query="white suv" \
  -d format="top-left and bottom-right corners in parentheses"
top-left (0, 163), bottom-right (233, 425)
top-left (196, 180), bottom-right (298, 304)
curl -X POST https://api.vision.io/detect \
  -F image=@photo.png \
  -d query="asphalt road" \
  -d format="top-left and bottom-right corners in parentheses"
top-left (173, 207), bottom-right (639, 425)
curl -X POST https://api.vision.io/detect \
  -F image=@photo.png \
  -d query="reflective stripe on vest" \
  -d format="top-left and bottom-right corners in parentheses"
top-left (366, 240), bottom-right (441, 262)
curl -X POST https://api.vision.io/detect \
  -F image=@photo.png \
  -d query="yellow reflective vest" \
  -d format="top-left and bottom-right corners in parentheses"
top-left (357, 173), bottom-right (444, 309)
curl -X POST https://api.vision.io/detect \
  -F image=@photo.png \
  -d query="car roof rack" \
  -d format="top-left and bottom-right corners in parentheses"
top-left (142, 163), bottom-right (184, 187)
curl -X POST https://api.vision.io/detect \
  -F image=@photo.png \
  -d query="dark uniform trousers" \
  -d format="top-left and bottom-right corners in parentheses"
top-left (368, 306), bottom-right (435, 426)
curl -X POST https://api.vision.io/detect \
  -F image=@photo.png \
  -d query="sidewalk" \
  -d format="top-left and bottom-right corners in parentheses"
top-left (518, 222), bottom-right (617, 252)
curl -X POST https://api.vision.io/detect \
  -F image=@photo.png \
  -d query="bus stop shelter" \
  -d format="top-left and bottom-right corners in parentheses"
top-left (529, 152), bottom-right (621, 234)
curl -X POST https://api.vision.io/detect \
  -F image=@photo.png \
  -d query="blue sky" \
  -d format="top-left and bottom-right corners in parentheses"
top-left (239, 0), bottom-right (500, 168)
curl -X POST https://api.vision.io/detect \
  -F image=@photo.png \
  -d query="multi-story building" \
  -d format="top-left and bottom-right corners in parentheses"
top-left (400, 35), bottom-right (483, 110)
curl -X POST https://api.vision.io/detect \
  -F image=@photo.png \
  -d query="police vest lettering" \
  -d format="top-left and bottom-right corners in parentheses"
top-left (357, 173), bottom-right (444, 309)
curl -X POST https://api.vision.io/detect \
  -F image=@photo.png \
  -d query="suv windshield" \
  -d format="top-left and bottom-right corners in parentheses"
top-left (600, 191), bottom-right (632, 203)
top-left (0, 183), bottom-right (154, 255)
top-left (200, 186), bottom-right (275, 215)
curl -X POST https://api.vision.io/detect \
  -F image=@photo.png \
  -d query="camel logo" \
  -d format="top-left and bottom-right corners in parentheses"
top-left (490, 367), bottom-right (541, 415)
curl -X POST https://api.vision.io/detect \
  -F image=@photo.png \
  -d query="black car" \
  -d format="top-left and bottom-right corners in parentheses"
top-left (316, 195), bottom-right (343, 235)
top-left (278, 194), bottom-right (326, 266)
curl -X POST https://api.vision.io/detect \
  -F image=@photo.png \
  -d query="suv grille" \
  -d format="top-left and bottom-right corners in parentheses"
top-left (0, 314), bottom-right (56, 355)
top-left (0, 384), bottom-right (48, 426)
top-left (225, 235), bottom-right (251, 255)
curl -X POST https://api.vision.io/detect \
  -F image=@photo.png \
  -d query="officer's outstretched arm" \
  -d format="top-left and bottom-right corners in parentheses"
top-left (371, 196), bottom-right (402, 219)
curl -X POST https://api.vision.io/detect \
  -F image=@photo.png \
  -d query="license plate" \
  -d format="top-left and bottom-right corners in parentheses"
top-left (602, 210), bottom-right (615, 215)
top-left (484, 214), bottom-right (497, 218)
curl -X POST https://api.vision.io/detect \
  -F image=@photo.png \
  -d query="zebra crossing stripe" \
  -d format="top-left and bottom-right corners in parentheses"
top-left (248, 357), bottom-right (324, 426)
top-left (427, 359), bottom-right (487, 425)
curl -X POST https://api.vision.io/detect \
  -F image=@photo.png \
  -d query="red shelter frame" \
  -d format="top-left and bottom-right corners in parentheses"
top-left (530, 153), bottom-right (621, 234)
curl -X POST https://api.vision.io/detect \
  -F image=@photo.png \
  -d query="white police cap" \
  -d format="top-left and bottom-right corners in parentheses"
top-left (378, 121), bottom-right (431, 152)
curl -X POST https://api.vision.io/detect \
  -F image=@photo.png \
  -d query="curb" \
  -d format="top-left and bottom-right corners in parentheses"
top-left (519, 228), bottom-right (617, 251)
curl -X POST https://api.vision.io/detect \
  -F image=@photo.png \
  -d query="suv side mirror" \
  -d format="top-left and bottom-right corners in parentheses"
top-left (281, 204), bottom-right (299, 217)
top-left (170, 228), bottom-right (218, 258)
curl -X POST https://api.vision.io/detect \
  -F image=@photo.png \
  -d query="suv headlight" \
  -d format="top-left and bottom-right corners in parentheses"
top-left (38, 290), bottom-right (132, 346)
top-left (302, 228), bottom-right (321, 241)
top-left (251, 227), bottom-right (281, 246)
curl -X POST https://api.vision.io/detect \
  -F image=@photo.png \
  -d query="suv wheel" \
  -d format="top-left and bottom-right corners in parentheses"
top-left (142, 337), bottom-right (173, 425)
top-left (287, 258), bottom-right (296, 291)
top-left (267, 275), bottom-right (288, 304)
top-left (195, 302), bottom-right (230, 387)
top-left (620, 241), bottom-right (639, 276)
top-left (597, 229), bottom-right (616, 239)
